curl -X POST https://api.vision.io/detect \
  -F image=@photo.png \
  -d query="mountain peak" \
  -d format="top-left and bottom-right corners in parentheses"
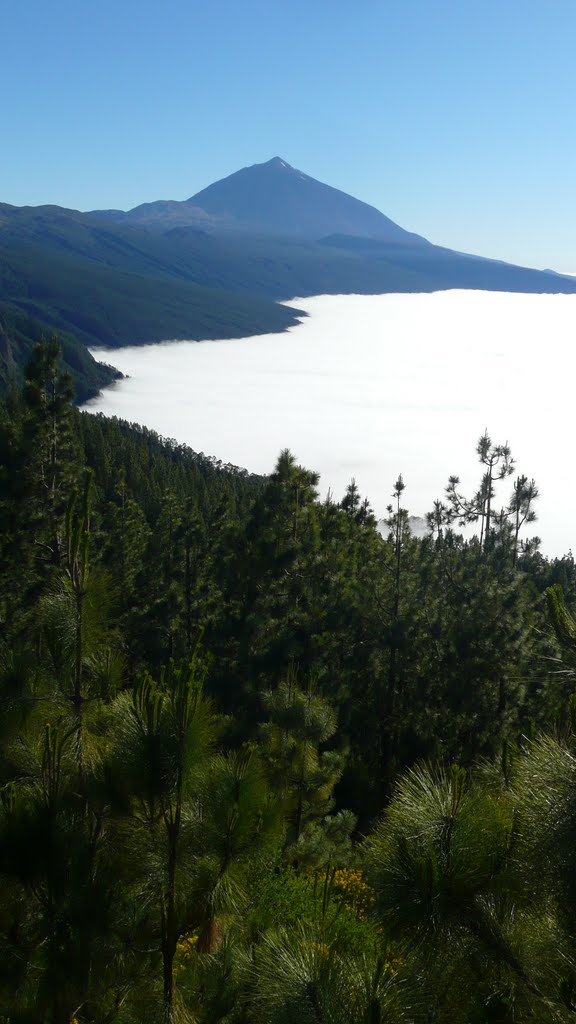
top-left (184, 159), bottom-right (429, 244)
top-left (264, 157), bottom-right (294, 170)
top-left (114, 158), bottom-right (428, 244)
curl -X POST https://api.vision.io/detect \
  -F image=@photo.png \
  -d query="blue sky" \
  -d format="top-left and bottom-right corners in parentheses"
top-left (3, 0), bottom-right (576, 270)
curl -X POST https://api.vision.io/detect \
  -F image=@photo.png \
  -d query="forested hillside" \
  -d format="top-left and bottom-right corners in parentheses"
top-left (3, 343), bottom-right (576, 1022)
top-left (0, 305), bottom-right (121, 403)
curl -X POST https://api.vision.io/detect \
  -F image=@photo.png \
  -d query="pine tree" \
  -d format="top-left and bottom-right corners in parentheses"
top-left (259, 668), bottom-right (354, 867)
top-left (444, 431), bottom-right (515, 551)
top-left (21, 339), bottom-right (80, 569)
top-left (364, 763), bottom-right (557, 1022)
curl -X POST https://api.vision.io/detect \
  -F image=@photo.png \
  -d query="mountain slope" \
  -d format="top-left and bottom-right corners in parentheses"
top-left (0, 205), bottom-right (304, 351)
top-left (0, 303), bottom-right (121, 402)
top-left (186, 157), bottom-right (430, 242)
top-left (5, 200), bottom-right (575, 307)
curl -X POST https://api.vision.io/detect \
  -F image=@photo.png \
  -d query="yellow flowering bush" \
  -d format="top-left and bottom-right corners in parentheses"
top-left (175, 931), bottom-right (199, 974)
top-left (331, 868), bottom-right (376, 921)
top-left (311, 940), bottom-right (330, 958)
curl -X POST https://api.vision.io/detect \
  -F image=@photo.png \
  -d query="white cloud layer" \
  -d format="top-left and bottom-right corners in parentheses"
top-left (85, 290), bottom-right (576, 557)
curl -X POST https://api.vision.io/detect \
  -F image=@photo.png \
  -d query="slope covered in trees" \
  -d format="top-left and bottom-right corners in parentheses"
top-left (0, 304), bottom-right (121, 402)
top-left (2, 344), bottom-right (576, 1022)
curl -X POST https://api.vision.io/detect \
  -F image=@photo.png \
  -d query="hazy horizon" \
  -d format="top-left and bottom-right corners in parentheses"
top-left (85, 290), bottom-right (576, 557)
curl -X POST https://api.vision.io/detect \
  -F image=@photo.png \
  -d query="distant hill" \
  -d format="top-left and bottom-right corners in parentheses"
top-left (2, 157), bottom-right (576, 399)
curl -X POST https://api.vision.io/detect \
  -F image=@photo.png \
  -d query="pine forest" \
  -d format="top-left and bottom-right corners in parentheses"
top-left (3, 341), bottom-right (576, 1024)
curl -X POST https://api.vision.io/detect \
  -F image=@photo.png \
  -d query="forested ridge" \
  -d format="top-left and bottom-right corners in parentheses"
top-left (0, 306), bottom-right (121, 405)
top-left (3, 342), bottom-right (576, 1022)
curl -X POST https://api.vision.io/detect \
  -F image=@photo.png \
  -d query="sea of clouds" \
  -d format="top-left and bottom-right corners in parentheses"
top-left (85, 290), bottom-right (576, 557)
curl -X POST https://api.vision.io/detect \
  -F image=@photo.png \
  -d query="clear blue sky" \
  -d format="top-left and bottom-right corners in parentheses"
top-left (3, 0), bottom-right (576, 270)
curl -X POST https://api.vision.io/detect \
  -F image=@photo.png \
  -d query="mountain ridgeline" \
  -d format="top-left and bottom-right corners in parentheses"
top-left (1, 156), bottom-right (576, 398)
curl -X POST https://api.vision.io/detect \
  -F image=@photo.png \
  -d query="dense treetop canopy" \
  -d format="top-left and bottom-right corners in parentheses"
top-left (1, 343), bottom-right (576, 1022)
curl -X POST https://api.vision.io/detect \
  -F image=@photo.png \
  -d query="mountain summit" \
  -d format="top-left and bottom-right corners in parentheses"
top-left (186, 157), bottom-right (428, 242)
top-left (119, 157), bottom-right (429, 244)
